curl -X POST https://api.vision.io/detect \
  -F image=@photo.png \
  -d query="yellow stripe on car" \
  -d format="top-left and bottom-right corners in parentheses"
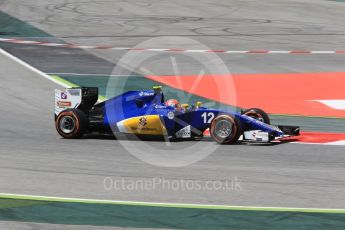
top-left (117, 115), bottom-right (166, 135)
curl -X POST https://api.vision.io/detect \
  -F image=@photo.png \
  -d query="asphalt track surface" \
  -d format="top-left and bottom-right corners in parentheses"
top-left (1, 0), bottom-right (345, 75)
top-left (0, 221), bottom-right (130, 230)
top-left (1, 0), bottom-right (345, 228)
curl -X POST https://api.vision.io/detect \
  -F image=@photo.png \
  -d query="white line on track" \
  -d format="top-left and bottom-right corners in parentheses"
top-left (312, 100), bottom-right (345, 110)
top-left (46, 72), bottom-right (137, 77)
top-left (1, 38), bottom-right (344, 54)
top-left (0, 49), bottom-right (70, 88)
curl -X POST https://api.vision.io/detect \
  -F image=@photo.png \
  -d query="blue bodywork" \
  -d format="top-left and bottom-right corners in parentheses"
top-left (103, 89), bottom-right (285, 138)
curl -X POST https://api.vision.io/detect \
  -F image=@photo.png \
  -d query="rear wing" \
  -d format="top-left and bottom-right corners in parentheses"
top-left (55, 87), bottom-right (98, 116)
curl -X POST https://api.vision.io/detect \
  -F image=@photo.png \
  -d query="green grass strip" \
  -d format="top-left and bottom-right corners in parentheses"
top-left (0, 11), bottom-right (51, 38)
top-left (50, 75), bottom-right (79, 88)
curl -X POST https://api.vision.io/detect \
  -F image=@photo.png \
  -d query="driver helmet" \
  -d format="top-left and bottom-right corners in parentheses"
top-left (165, 99), bottom-right (180, 108)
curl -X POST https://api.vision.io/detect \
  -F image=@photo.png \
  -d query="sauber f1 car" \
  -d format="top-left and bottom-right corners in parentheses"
top-left (54, 86), bottom-right (300, 144)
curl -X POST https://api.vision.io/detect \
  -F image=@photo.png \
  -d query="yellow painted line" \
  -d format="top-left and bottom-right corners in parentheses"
top-left (1, 193), bottom-right (345, 213)
top-left (98, 95), bottom-right (107, 102)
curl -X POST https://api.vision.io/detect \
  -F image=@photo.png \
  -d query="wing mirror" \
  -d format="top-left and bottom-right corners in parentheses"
top-left (195, 101), bottom-right (202, 108)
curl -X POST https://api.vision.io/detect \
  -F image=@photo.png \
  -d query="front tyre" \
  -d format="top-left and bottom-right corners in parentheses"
top-left (55, 109), bottom-right (88, 139)
top-left (243, 108), bottom-right (270, 124)
top-left (210, 114), bottom-right (242, 144)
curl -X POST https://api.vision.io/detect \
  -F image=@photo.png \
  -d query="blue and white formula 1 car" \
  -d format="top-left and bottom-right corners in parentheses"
top-left (54, 86), bottom-right (300, 144)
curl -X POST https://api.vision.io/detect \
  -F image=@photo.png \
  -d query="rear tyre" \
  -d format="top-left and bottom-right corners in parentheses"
top-left (210, 114), bottom-right (242, 144)
top-left (56, 109), bottom-right (88, 139)
top-left (243, 108), bottom-right (270, 124)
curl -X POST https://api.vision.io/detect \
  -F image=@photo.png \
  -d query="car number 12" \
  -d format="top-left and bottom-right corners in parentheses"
top-left (201, 112), bottom-right (214, 123)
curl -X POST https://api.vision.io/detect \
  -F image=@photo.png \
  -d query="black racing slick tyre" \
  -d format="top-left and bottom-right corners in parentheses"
top-left (243, 108), bottom-right (270, 124)
top-left (55, 109), bottom-right (88, 139)
top-left (210, 114), bottom-right (242, 144)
